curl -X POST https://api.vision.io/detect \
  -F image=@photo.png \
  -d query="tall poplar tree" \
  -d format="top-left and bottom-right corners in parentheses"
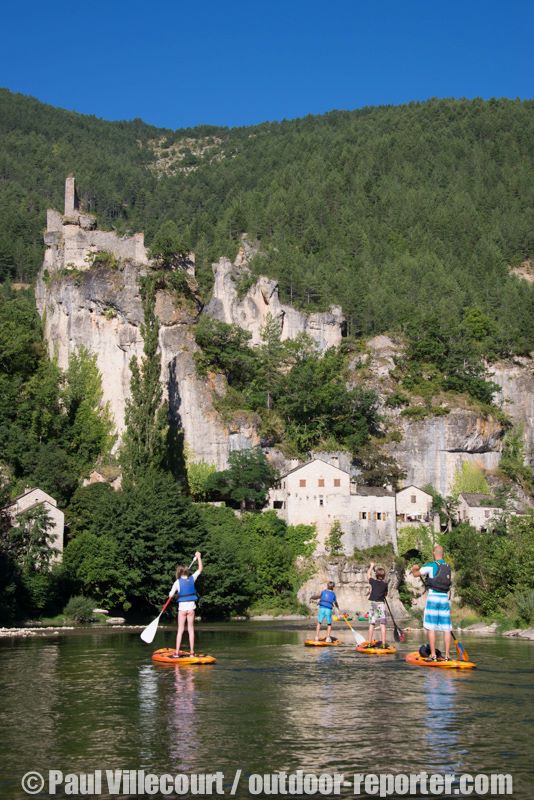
top-left (120, 277), bottom-right (168, 480)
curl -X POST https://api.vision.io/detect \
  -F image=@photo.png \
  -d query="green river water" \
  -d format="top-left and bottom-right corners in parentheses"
top-left (0, 624), bottom-right (533, 799)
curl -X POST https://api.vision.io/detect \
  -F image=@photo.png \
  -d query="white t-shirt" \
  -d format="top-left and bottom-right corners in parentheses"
top-left (169, 569), bottom-right (200, 611)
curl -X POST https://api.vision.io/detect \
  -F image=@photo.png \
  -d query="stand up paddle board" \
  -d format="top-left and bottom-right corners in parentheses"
top-left (405, 651), bottom-right (476, 669)
top-left (304, 638), bottom-right (342, 647)
top-left (356, 641), bottom-right (397, 655)
top-left (152, 648), bottom-right (216, 665)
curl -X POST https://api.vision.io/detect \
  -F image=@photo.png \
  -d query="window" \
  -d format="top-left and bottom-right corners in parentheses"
top-left (299, 479), bottom-right (306, 487)
top-left (319, 497), bottom-right (324, 507)
top-left (273, 500), bottom-right (284, 509)
top-left (360, 511), bottom-right (368, 520)
top-left (376, 512), bottom-right (382, 520)
top-left (318, 478), bottom-right (325, 487)
top-left (334, 478), bottom-right (341, 487)
top-left (411, 495), bottom-right (416, 504)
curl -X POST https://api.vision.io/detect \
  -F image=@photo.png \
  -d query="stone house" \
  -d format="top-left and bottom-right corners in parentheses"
top-left (5, 488), bottom-right (64, 562)
top-left (396, 485), bottom-right (440, 531)
top-left (456, 493), bottom-right (503, 531)
top-left (268, 458), bottom-right (397, 554)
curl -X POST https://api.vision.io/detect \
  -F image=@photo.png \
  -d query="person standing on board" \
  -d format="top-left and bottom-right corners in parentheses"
top-left (411, 544), bottom-right (452, 661)
top-left (169, 551), bottom-right (203, 657)
top-left (366, 562), bottom-right (388, 648)
top-left (311, 581), bottom-right (341, 642)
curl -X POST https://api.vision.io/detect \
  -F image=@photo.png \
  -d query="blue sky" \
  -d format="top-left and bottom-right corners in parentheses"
top-left (1, 0), bottom-right (532, 129)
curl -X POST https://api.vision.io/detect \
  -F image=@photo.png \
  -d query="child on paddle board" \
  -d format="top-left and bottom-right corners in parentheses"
top-left (311, 581), bottom-right (340, 642)
top-left (411, 544), bottom-right (452, 662)
top-left (366, 562), bottom-right (388, 648)
top-left (169, 551), bottom-right (203, 657)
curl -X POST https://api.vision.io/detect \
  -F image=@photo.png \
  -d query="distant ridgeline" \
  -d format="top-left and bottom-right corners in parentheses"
top-left (1, 89), bottom-right (534, 356)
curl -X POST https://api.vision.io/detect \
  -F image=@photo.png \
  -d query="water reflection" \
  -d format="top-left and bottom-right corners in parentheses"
top-left (422, 670), bottom-right (461, 772)
top-left (168, 666), bottom-right (199, 769)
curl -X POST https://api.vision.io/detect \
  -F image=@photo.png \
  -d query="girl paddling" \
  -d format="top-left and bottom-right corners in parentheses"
top-left (169, 551), bottom-right (203, 657)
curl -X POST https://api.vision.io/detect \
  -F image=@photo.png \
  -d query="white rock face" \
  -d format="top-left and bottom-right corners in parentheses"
top-left (36, 263), bottom-right (145, 435)
top-left (491, 357), bottom-right (534, 463)
top-left (386, 410), bottom-right (503, 496)
top-left (204, 254), bottom-right (345, 351)
top-left (36, 262), bottom-right (259, 469)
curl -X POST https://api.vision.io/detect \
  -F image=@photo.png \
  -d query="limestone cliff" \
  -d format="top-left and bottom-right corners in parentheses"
top-left (204, 240), bottom-right (345, 351)
top-left (35, 180), bottom-right (344, 470)
top-left (35, 178), bottom-right (534, 493)
top-left (359, 334), bottom-right (534, 495)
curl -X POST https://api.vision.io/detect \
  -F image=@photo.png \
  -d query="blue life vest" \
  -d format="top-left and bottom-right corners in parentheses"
top-left (177, 575), bottom-right (198, 605)
top-left (319, 589), bottom-right (336, 609)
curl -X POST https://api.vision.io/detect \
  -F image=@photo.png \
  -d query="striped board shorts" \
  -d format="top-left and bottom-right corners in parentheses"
top-left (423, 591), bottom-right (452, 631)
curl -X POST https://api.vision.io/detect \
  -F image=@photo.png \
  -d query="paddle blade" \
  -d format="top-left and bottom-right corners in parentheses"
top-left (456, 640), bottom-right (469, 662)
top-left (140, 613), bottom-right (161, 644)
top-left (351, 628), bottom-right (366, 646)
top-left (393, 627), bottom-right (401, 643)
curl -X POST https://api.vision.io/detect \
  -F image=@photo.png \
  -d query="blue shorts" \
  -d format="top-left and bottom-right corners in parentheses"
top-left (424, 592), bottom-right (452, 631)
top-left (318, 607), bottom-right (333, 625)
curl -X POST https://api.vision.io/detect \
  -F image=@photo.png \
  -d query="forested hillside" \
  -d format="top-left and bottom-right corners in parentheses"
top-left (1, 89), bottom-right (534, 356)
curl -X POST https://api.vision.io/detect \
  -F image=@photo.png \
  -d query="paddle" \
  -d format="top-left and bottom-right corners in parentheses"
top-left (140, 556), bottom-right (197, 644)
top-left (451, 630), bottom-right (470, 662)
top-left (384, 598), bottom-right (405, 643)
top-left (337, 611), bottom-right (366, 646)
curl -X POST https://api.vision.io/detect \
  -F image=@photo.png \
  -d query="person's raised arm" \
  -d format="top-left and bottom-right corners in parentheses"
top-left (195, 551), bottom-right (203, 576)
top-left (367, 561), bottom-right (375, 581)
top-left (411, 564), bottom-right (422, 578)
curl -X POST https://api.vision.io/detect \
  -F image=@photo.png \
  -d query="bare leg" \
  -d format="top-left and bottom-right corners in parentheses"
top-left (428, 629), bottom-right (436, 658)
top-left (315, 621), bottom-right (321, 640)
top-left (175, 612), bottom-right (186, 654)
top-left (444, 630), bottom-right (451, 659)
top-left (380, 623), bottom-right (387, 645)
top-left (368, 623), bottom-right (375, 644)
top-left (326, 622), bottom-right (332, 641)
top-left (187, 611), bottom-right (195, 654)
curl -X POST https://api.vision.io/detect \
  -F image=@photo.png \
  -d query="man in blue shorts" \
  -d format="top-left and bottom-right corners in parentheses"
top-left (311, 581), bottom-right (341, 642)
top-left (411, 545), bottom-right (452, 661)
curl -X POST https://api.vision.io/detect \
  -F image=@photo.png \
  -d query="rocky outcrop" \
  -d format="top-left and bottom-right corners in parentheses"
top-left (491, 357), bottom-right (534, 463)
top-left (297, 558), bottom-right (409, 619)
top-left (36, 261), bottom-right (260, 468)
top-left (386, 411), bottom-right (504, 496)
top-left (36, 263), bottom-right (145, 434)
top-left (204, 244), bottom-right (345, 351)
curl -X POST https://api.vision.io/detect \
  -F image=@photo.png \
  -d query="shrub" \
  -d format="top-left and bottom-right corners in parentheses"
top-left (353, 543), bottom-right (396, 565)
top-left (514, 589), bottom-right (534, 625)
top-left (385, 391), bottom-right (409, 408)
top-left (89, 250), bottom-right (118, 269)
top-left (326, 520), bottom-right (343, 556)
top-left (63, 595), bottom-right (97, 624)
top-left (397, 525), bottom-right (434, 562)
